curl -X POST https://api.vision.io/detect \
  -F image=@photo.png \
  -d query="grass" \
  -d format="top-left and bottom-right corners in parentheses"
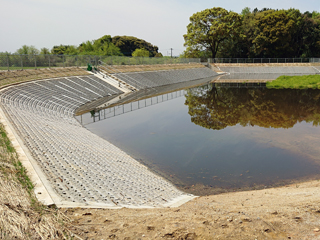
top-left (0, 66), bottom-right (49, 71)
top-left (0, 123), bottom-right (74, 239)
top-left (267, 74), bottom-right (320, 89)
top-left (0, 67), bottom-right (90, 88)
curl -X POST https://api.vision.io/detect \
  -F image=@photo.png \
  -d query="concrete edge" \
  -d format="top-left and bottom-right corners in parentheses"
top-left (163, 195), bottom-right (198, 208)
top-left (55, 195), bottom-right (198, 209)
top-left (0, 106), bottom-right (57, 205)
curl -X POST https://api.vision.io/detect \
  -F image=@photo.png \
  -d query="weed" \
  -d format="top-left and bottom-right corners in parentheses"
top-left (267, 75), bottom-right (320, 89)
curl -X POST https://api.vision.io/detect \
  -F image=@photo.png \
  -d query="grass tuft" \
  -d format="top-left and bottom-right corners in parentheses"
top-left (267, 75), bottom-right (320, 89)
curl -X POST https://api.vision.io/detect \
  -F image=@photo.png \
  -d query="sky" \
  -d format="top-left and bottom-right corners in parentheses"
top-left (1, 0), bottom-right (320, 56)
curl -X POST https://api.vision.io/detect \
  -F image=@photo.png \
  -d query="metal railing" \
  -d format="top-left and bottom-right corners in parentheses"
top-left (0, 54), bottom-right (201, 71)
top-left (209, 58), bottom-right (320, 64)
top-left (78, 89), bottom-right (186, 125)
top-left (2, 54), bottom-right (319, 71)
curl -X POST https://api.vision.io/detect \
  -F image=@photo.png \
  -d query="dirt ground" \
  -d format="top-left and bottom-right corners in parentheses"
top-left (63, 179), bottom-right (320, 240)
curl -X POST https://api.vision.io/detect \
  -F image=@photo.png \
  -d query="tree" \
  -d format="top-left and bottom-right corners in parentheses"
top-left (252, 10), bottom-right (296, 57)
top-left (298, 12), bottom-right (320, 57)
top-left (40, 47), bottom-right (50, 55)
top-left (112, 36), bottom-right (159, 57)
top-left (154, 52), bottom-right (163, 57)
top-left (132, 48), bottom-right (150, 57)
top-left (16, 45), bottom-right (40, 55)
top-left (312, 11), bottom-right (320, 23)
top-left (78, 35), bottom-right (122, 56)
top-left (51, 45), bottom-right (74, 55)
top-left (183, 7), bottom-right (242, 58)
top-left (241, 7), bottom-right (251, 16)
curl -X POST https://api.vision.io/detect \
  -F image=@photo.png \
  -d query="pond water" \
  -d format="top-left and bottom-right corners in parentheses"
top-left (82, 84), bottom-right (320, 195)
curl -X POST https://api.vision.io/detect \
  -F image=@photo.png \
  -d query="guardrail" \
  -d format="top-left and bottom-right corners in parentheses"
top-left (0, 54), bottom-right (201, 71)
top-left (1, 54), bottom-right (319, 71)
top-left (77, 89), bottom-right (186, 125)
top-left (208, 58), bottom-right (320, 64)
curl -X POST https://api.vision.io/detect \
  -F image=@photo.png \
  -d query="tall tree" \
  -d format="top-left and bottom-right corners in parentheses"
top-left (112, 36), bottom-right (159, 57)
top-left (51, 45), bottom-right (74, 55)
top-left (183, 7), bottom-right (242, 58)
top-left (40, 47), bottom-right (50, 55)
top-left (16, 45), bottom-right (39, 55)
top-left (132, 48), bottom-right (150, 57)
top-left (252, 10), bottom-right (296, 57)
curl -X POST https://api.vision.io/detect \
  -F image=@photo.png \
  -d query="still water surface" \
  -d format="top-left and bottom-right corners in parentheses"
top-left (85, 84), bottom-right (320, 194)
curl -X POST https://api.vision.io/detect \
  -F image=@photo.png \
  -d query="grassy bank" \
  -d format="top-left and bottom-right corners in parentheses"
top-left (0, 123), bottom-right (74, 239)
top-left (0, 67), bottom-right (90, 89)
top-left (267, 74), bottom-right (320, 89)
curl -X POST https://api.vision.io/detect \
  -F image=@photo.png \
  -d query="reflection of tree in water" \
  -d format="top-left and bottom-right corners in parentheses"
top-left (185, 85), bottom-right (320, 130)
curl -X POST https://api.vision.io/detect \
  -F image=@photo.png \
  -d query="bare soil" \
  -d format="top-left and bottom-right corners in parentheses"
top-left (63, 180), bottom-right (320, 240)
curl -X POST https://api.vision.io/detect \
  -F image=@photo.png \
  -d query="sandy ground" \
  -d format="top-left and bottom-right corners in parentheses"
top-left (63, 179), bottom-right (320, 240)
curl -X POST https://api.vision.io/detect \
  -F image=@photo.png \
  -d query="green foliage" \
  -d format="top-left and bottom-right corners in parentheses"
top-left (40, 47), bottom-right (50, 55)
top-left (184, 7), bottom-right (242, 58)
top-left (51, 45), bottom-right (74, 55)
top-left (185, 7), bottom-right (320, 58)
top-left (16, 45), bottom-right (40, 55)
top-left (132, 48), bottom-right (150, 57)
top-left (241, 7), bottom-right (251, 16)
top-left (64, 45), bottom-right (78, 55)
top-left (154, 52), bottom-right (163, 57)
top-left (0, 124), bottom-right (34, 199)
top-left (112, 36), bottom-right (159, 57)
top-left (267, 75), bottom-right (320, 89)
top-left (252, 10), bottom-right (296, 57)
top-left (12, 35), bottom-right (159, 58)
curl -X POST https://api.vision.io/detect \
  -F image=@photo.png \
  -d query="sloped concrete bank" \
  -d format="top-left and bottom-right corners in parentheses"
top-left (0, 68), bottom-right (216, 208)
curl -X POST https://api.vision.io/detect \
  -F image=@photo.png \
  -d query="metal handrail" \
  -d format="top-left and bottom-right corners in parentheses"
top-left (98, 60), bottom-right (157, 91)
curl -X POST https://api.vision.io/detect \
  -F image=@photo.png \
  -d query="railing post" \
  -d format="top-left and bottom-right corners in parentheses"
top-left (20, 54), bottom-right (23, 70)
top-left (63, 55), bottom-right (65, 68)
top-left (49, 54), bottom-right (51, 68)
top-left (6, 54), bottom-right (9, 71)
top-left (34, 54), bottom-right (37, 69)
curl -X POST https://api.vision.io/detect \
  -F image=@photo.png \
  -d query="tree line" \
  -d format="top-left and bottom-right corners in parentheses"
top-left (6, 35), bottom-right (162, 57)
top-left (183, 7), bottom-right (320, 58)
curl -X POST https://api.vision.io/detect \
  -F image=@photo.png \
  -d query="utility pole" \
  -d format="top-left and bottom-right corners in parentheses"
top-left (170, 48), bottom-right (173, 58)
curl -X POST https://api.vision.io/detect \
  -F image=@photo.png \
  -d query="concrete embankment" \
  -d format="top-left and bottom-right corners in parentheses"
top-left (210, 63), bottom-right (320, 82)
top-left (0, 67), bottom-right (215, 208)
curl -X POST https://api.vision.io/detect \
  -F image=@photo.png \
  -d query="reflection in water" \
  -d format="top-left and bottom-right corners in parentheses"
top-left (86, 84), bottom-right (320, 195)
top-left (185, 85), bottom-right (320, 130)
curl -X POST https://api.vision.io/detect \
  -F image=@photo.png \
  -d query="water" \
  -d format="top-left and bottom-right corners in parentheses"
top-left (83, 84), bottom-right (320, 195)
